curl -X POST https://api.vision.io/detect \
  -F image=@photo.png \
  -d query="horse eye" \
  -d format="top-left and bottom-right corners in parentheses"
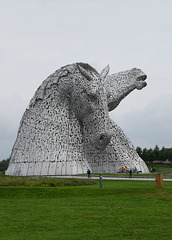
top-left (87, 94), bottom-right (97, 102)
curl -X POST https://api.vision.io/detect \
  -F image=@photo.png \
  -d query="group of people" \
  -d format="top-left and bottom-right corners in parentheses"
top-left (121, 166), bottom-right (129, 173)
top-left (150, 167), bottom-right (156, 173)
top-left (87, 167), bottom-right (133, 178)
top-left (121, 166), bottom-right (134, 178)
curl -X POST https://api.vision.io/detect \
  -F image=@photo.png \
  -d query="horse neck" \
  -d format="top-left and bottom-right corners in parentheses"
top-left (28, 85), bottom-right (83, 154)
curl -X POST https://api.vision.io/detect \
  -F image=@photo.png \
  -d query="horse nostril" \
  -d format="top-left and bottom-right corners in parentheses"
top-left (99, 134), bottom-right (107, 143)
top-left (99, 134), bottom-right (105, 143)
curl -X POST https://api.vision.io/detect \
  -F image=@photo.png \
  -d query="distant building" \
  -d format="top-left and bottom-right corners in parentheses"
top-left (164, 159), bottom-right (172, 164)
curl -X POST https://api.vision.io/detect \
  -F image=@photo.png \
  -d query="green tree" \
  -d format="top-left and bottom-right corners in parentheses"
top-left (136, 145), bottom-right (172, 163)
top-left (153, 145), bottom-right (160, 160)
top-left (0, 158), bottom-right (10, 173)
top-left (136, 146), bottom-right (142, 157)
top-left (159, 146), bottom-right (168, 161)
top-left (147, 148), bottom-right (154, 162)
top-left (141, 148), bottom-right (148, 161)
top-left (167, 148), bottom-right (172, 161)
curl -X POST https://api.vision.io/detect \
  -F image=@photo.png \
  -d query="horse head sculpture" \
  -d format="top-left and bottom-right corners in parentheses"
top-left (84, 66), bottom-right (149, 174)
top-left (104, 67), bottom-right (147, 111)
top-left (6, 62), bottom-right (113, 176)
top-left (73, 63), bottom-right (113, 150)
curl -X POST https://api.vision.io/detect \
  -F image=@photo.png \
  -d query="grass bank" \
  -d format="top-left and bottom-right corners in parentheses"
top-left (0, 174), bottom-right (96, 187)
top-left (0, 179), bottom-right (172, 240)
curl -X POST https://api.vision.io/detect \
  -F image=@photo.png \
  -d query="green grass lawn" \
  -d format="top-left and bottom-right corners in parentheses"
top-left (147, 164), bottom-right (172, 173)
top-left (0, 178), bottom-right (172, 240)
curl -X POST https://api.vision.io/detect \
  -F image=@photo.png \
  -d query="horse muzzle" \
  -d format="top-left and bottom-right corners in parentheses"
top-left (94, 131), bottom-right (113, 150)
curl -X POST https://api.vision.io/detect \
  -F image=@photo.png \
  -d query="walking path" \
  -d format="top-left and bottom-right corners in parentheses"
top-left (55, 175), bottom-right (172, 181)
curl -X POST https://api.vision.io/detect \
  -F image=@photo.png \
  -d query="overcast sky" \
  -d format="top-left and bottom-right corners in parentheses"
top-left (0, 0), bottom-right (172, 160)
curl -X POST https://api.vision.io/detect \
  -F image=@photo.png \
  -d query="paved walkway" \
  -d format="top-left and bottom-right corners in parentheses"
top-left (55, 175), bottom-right (172, 181)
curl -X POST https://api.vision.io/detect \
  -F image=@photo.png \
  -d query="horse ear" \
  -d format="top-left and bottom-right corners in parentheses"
top-left (76, 63), bottom-right (93, 81)
top-left (100, 65), bottom-right (110, 79)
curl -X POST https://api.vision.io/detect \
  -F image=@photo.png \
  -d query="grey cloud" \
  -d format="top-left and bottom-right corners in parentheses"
top-left (0, 0), bottom-right (172, 160)
top-left (110, 94), bottom-right (172, 149)
top-left (0, 95), bottom-right (28, 160)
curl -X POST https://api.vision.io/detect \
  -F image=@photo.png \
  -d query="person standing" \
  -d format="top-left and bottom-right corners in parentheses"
top-left (87, 168), bottom-right (91, 178)
top-left (129, 169), bottom-right (132, 178)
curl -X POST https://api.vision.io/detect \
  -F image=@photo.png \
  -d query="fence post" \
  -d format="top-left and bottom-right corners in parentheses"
top-left (99, 174), bottom-right (103, 188)
top-left (155, 173), bottom-right (163, 188)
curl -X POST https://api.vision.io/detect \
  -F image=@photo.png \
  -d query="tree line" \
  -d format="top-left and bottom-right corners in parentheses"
top-left (136, 145), bottom-right (172, 163)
